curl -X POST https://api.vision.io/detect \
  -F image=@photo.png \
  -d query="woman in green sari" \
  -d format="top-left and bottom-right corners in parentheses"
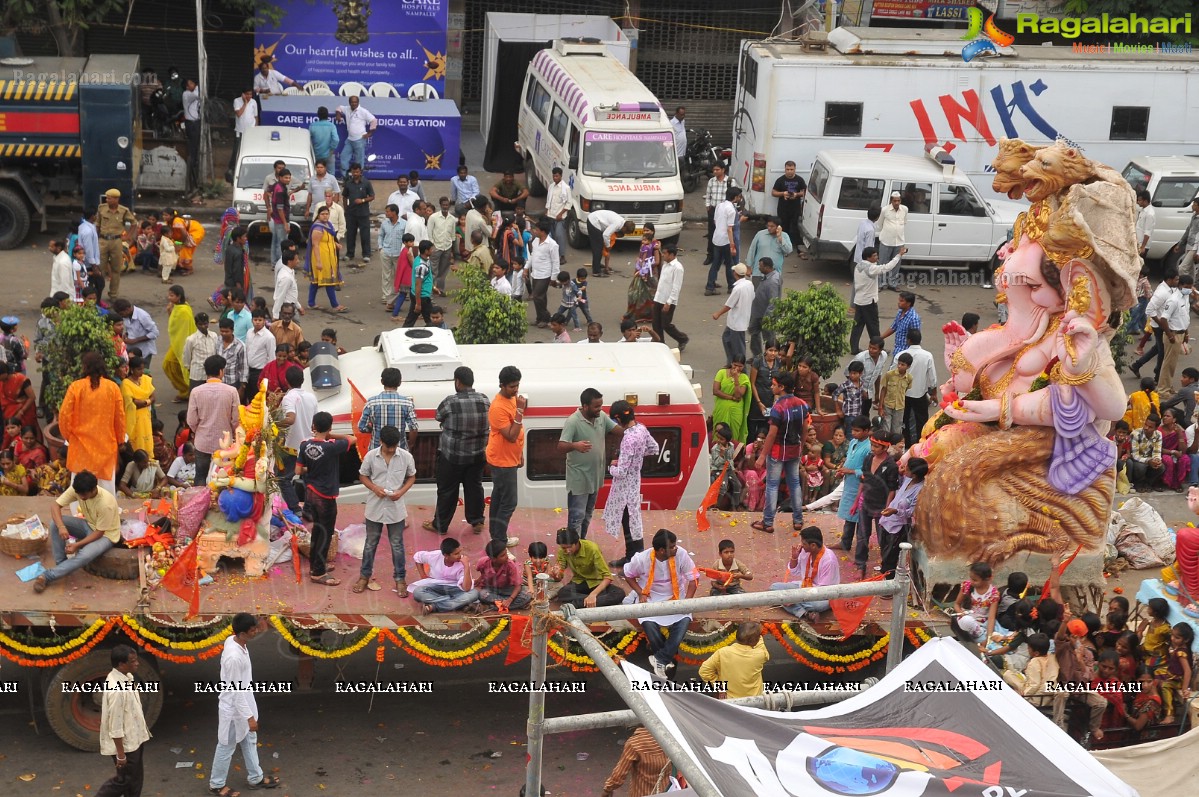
top-left (711, 355), bottom-right (752, 444)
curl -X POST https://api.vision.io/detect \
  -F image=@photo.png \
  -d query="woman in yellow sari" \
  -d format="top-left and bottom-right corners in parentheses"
top-left (162, 284), bottom-right (196, 400)
top-left (121, 354), bottom-right (155, 455)
top-left (306, 205), bottom-right (348, 312)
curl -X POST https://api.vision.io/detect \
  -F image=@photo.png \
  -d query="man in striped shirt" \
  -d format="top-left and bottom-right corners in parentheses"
top-left (358, 367), bottom-right (417, 452)
top-left (602, 727), bottom-right (672, 797)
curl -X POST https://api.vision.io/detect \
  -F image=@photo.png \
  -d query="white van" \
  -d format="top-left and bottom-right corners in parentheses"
top-left (516, 39), bottom-right (684, 245)
top-left (231, 126), bottom-right (313, 241)
top-left (801, 149), bottom-right (1023, 269)
top-left (1120, 156), bottom-right (1199, 260)
top-left (311, 328), bottom-right (711, 510)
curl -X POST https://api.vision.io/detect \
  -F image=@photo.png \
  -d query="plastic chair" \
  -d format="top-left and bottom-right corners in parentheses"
top-left (406, 83), bottom-right (441, 101)
top-left (304, 80), bottom-right (331, 95)
top-left (282, 86), bottom-right (303, 96)
top-left (368, 82), bottom-right (399, 98)
top-left (339, 81), bottom-right (367, 97)
top-left (307, 87), bottom-right (334, 96)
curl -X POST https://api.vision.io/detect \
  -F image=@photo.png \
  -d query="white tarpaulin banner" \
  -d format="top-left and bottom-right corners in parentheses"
top-left (1091, 727), bottom-right (1199, 797)
top-left (625, 637), bottom-right (1138, 797)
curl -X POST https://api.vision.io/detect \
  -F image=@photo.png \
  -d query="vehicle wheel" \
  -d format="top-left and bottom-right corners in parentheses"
top-left (83, 547), bottom-right (141, 580)
top-left (525, 157), bottom-right (546, 198)
top-left (0, 185), bottom-right (33, 250)
top-left (45, 649), bottom-right (163, 752)
top-left (566, 210), bottom-right (588, 250)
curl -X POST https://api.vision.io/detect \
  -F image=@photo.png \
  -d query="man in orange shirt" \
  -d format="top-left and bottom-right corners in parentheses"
top-left (486, 365), bottom-right (526, 549)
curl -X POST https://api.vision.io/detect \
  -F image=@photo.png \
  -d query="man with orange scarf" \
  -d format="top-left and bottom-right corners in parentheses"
top-left (770, 526), bottom-right (840, 622)
top-left (622, 528), bottom-right (699, 680)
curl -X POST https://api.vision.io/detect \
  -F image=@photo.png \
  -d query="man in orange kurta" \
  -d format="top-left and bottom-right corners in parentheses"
top-left (58, 374), bottom-right (126, 493)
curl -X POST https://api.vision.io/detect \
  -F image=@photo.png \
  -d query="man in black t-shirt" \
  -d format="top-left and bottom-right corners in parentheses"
top-left (297, 411), bottom-right (353, 586)
top-left (771, 160), bottom-right (806, 249)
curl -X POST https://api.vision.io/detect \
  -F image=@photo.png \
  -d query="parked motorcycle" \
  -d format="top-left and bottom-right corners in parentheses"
top-left (681, 127), bottom-right (721, 192)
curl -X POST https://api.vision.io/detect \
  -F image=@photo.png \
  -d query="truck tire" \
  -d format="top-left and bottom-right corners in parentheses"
top-left (525, 156), bottom-right (546, 198)
top-left (83, 547), bottom-right (141, 580)
top-left (566, 210), bottom-right (588, 250)
top-left (45, 649), bottom-right (163, 752)
top-left (0, 185), bottom-right (32, 250)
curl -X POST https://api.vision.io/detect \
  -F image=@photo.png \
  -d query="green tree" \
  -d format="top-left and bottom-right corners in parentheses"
top-left (41, 304), bottom-right (120, 412)
top-left (761, 282), bottom-right (853, 380)
top-left (452, 262), bottom-right (527, 345)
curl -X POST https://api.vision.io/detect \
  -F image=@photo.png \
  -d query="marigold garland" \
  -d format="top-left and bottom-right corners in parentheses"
top-left (385, 619), bottom-right (510, 667)
top-left (546, 628), bottom-right (642, 673)
top-left (122, 615), bottom-right (232, 651)
top-left (117, 617), bottom-right (205, 664)
top-left (270, 615), bottom-right (379, 659)
top-left (0, 618), bottom-right (117, 668)
top-left (765, 623), bottom-right (891, 674)
top-left (676, 623), bottom-right (738, 666)
top-left (0, 617), bottom-right (109, 657)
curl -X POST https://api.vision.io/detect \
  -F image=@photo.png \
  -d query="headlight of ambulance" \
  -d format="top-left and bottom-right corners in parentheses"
top-left (591, 201), bottom-right (606, 211)
top-left (235, 202), bottom-right (255, 214)
top-left (663, 201), bottom-right (679, 213)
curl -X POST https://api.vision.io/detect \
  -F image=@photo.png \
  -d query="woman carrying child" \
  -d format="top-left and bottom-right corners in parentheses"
top-left (625, 228), bottom-right (660, 322)
top-left (709, 423), bottom-right (742, 510)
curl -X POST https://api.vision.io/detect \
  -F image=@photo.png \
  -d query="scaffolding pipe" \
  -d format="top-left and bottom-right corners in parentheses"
top-left (524, 574), bottom-right (552, 797)
top-left (886, 544), bottom-right (913, 673)
top-left (542, 686), bottom-right (862, 734)
top-left (569, 579), bottom-right (902, 624)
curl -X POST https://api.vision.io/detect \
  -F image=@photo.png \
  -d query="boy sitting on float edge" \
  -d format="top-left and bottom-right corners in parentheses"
top-left (410, 538), bottom-right (480, 614)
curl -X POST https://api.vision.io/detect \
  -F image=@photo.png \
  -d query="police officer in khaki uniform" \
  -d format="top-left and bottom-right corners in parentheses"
top-left (97, 188), bottom-right (136, 300)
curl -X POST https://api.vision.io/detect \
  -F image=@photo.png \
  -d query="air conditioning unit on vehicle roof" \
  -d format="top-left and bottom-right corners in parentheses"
top-left (379, 327), bottom-right (462, 382)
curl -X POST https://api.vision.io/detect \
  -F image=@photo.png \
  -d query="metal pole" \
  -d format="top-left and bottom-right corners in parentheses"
top-left (562, 610), bottom-right (723, 797)
top-left (542, 686), bottom-right (862, 734)
top-left (570, 579), bottom-right (898, 624)
top-left (524, 573), bottom-right (551, 797)
top-left (195, 0), bottom-right (213, 186)
top-left (886, 543), bottom-right (913, 673)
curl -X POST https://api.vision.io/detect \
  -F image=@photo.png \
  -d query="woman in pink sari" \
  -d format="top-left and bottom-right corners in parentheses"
top-left (1160, 407), bottom-right (1191, 491)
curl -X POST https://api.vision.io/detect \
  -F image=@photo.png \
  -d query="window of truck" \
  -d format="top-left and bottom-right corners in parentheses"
top-left (237, 159), bottom-right (310, 191)
top-left (549, 104), bottom-right (569, 144)
top-left (582, 131), bottom-right (677, 179)
top-left (836, 177), bottom-right (884, 211)
top-left (525, 427), bottom-right (682, 481)
top-left (1154, 178), bottom-right (1199, 208)
top-left (938, 185), bottom-right (987, 217)
top-left (893, 182), bottom-right (933, 214)
top-left (528, 80), bottom-right (551, 124)
top-left (824, 103), bottom-right (863, 137)
top-left (807, 162), bottom-right (829, 203)
top-left (1110, 107), bottom-right (1149, 141)
top-left (1121, 163), bottom-right (1151, 193)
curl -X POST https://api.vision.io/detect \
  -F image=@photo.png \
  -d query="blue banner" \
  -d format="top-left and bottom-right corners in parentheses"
top-left (260, 95), bottom-right (461, 180)
top-left (255, 0), bottom-right (447, 98)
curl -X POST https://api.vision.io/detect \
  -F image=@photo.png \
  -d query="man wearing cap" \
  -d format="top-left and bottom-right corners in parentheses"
top-left (712, 263), bottom-right (755, 364)
top-left (97, 189), bottom-right (136, 301)
top-left (875, 191), bottom-right (908, 288)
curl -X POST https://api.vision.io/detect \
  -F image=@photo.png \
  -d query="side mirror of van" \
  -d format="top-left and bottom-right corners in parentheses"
top-left (568, 156), bottom-right (578, 170)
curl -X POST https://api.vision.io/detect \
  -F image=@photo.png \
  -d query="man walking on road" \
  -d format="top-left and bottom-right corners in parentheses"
top-left (546, 166), bottom-right (572, 260)
top-left (342, 163), bottom-right (375, 264)
top-left (96, 644), bottom-right (150, 797)
top-left (209, 613), bottom-right (281, 794)
top-left (652, 242), bottom-right (689, 351)
top-left (1157, 274), bottom-right (1193, 396)
top-left (427, 196), bottom-right (457, 296)
top-left (748, 256), bottom-right (781, 357)
top-left (425, 366), bottom-right (490, 537)
top-left (703, 163), bottom-right (734, 266)
top-left (1135, 189), bottom-right (1156, 260)
top-left (486, 365), bottom-right (526, 548)
top-left (1132, 269), bottom-right (1179, 382)
top-left (712, 263), bottom-right (754, 364)
top-left (706, 186), bottom-right (740, 295)
top-left (670, 106), bottom-right (687, 167)
top-left (771, 161), bottom-right (806, 249)
top-left (98, 188), bottom-right (136, 301)
top-left (528, 220), bottom-right (559, 327)
top-left (851, 246), bottom-right (906, 354)
top-left (746, 217), bottom-right (792, 288)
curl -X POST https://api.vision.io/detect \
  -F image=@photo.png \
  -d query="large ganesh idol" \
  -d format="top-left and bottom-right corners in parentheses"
top-left (909, 140), bottom-right (1139, 575)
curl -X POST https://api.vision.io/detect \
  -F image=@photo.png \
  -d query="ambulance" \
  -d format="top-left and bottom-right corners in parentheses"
top-left (311, 328), bottom-right (710, 510)
top-left (516, 39), bottom-right (685, 245)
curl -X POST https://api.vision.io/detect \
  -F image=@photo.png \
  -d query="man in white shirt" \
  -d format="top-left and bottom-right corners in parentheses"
top-left (546, 166), bottom-right (572, 262)
top-left (304, 160), bottom-right (339, 220)
top-left (335, 95), bottom-right (377, 178)
top-left (528, 220), bottom-right (560, 327)
top-left (703, 162), bottom-right (734, 266)
top-left (225, 88), bottom-right (257, 183)
top-left (706, 186), bottom-right (740, 295)
top-left (278, 367), bottom-right (317, 512)
top-left (851, 245), bottom-right (906, 354)
top-left (182, 313), bottom-right (220, 390)
top-left (405, 201), bottom-right (429, 249)
top-left (622, 529), bottom-right (699, 679)
top-left (900, 328), bottom-right (938, 447)
top-left (252, 60), bottom-right (299, 96)
top-left (769, 527), bottom-right (839, 621)
top-left (652, 242), bottom-right (688, 350)
top-left (114, 298), bottom-right (160, 369)
top-left (387, 175), bottom-right (419, 221)
top-left (876, 191), bottom-right (908, 272)
top-left (451, 165), bottom-right (481, 215)
top-left (1135, 189), bottom-right (1156, 258)
top-left (182, 77), bottom-right (202, 193)
top-left (273, 250), bottom-right (300, 319)
top-left (586, 208), bottom-right (631, 278)
top-left (712, 263), bottom-right (754, 364)
top-left (670, 106), bottom-right (687, 163)
top-left (427, 196), bottom-right (458, 295)
top-left (848, 338), bottom-right (890, 417)
top-left (49, 239), bottom-right (74, 298)
top-left (245, 309), bottom-right (275, 398)
top-left (98, 645), bottom-right (151, 797)
top-left (1158, 274), bottom-right (1192, 396)
top-left (1132, 269), bottom-right (1180, 382)
top-left (209, 613), bottom-right (279, 793)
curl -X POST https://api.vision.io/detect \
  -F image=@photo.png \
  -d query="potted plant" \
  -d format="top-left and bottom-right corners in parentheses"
top-left (41, 304), bottom-right (121, 423)
top-left (452, 261), bottom-right (527, 345)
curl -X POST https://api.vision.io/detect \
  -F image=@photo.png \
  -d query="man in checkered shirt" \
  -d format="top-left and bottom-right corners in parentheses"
top-left (883, 291), bottom-right (922, 357)
top-left (358, 367), bottom-right (418, 452)
top-left (425, 366), bottom-right (490, 535)
top-left (703, 162), bottom-right (736, 266)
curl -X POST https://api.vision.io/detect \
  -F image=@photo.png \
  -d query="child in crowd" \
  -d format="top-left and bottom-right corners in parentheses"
top-left (549, 313), bottom-right (571, 343)
top-left (574, 269), bottom-right (593, 325)
top-left (1115, 630), bottom-right (1142, 683)
top-left (555, 270), bottom-right (581, 330)
top-left (166, 443), bottom-right (197, 488)
top-left (296, 341), bottom-right (312, 367)
top-left (251, 295), bottom-right (270, 319)
top-left (0, 448), bottom-right (30, 496)
top-left (1096, 611), bottom-right (1127, 650)
top-left (1128, 666), bottom-right (1163, 736)
top-left (709, 538), bottom-right (753, 596)
top-left (1110, 595), bottom-right (1130, 617)
top-left (524, 541), bottom-right (562, 595)
top-left (698, 621), bottom-right (769, 699)
top-left (820, 426), bottom-right (848, 494)
top-left (738, 431), bottom-right (766, 512)
top-left (135, 221), bottom-right (159, 274)
top-left (1001, 632), bottom-right (1058, 701)
top-left (297, 411), bottom-right (353, 587)
top-left (1111, 420), bottom-right (1132, 494)
top-left (801, 441), bottom-right (824, 505)
top-left (961, 312), bottom-right (979, 335)
top-left (391, 233), bottom-right (416, 319)
top-left (158, 228), bottom-right (178, 282)
top-left (31, 444), bottom-right (70, 496)
top-left (877, 353), bottom-right (912, 437)
top-left (888, 431), bottom-right (906, 461)
top-left (835, 361), bottom-right (867, 436)
top-left (995, 571), bottom-right (1028, 632)
top-left (709, 423), bottom-right (742, 510)
top-left (1138, 597), bottom-right (1172, 672)
top-left (152, 420), bottom-right (174, 469)
top-left (951, 561), bottom-right (999, 647)
top-left (1092, 649), bottom-right (1128, 729)
top-left (320, 328), bottom-right (348, 355)
top-left (410, 538), bottom-right (480, 614)
top-left (428, 306), bottom-right (448, 330)
top-left (1159, 623), bottom-right (1194, 723)
top-left (1124, 377), bottom-right (1161, 432)
top-left (476, 539), bottom-right (532, 611)
top-left (1128, 414), bottom-right (1165, 491)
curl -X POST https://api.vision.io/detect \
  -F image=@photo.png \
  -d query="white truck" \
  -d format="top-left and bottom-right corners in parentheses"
top-left (732, 26), bottom-right (1199, 216)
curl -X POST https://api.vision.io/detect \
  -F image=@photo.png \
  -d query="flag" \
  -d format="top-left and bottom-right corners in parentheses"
top-left (695, 463), bottom-right (727, 532)
top-left (349, 379), bottom-right (371, 459)
top-left (1038, 544), bottom-right (1083, 603)
top-left (161, 538), bottom-right (201, 618)
top-left (505, 614), bottom-right (533, 665)
top-left (830, 574), bottom-right (885, 639)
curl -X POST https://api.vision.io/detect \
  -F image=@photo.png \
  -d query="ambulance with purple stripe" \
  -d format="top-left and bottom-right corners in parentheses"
top-left (517, 39), bottom-right (685, 247)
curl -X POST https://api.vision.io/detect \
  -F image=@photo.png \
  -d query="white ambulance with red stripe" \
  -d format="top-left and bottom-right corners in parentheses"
top-left (312, 328), bottom-right (710, 510)
top-left (516, 38), bottom-right (685, 246)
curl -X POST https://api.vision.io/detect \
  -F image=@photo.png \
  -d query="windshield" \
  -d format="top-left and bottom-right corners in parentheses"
top-left (236, 160), bottom-right (311, 191)
top-left (582, 131), bottom-right (677, 179)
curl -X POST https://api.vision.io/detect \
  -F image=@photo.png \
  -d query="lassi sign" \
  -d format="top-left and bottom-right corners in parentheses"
top-left (593, 102), bottom-right (662, 122)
